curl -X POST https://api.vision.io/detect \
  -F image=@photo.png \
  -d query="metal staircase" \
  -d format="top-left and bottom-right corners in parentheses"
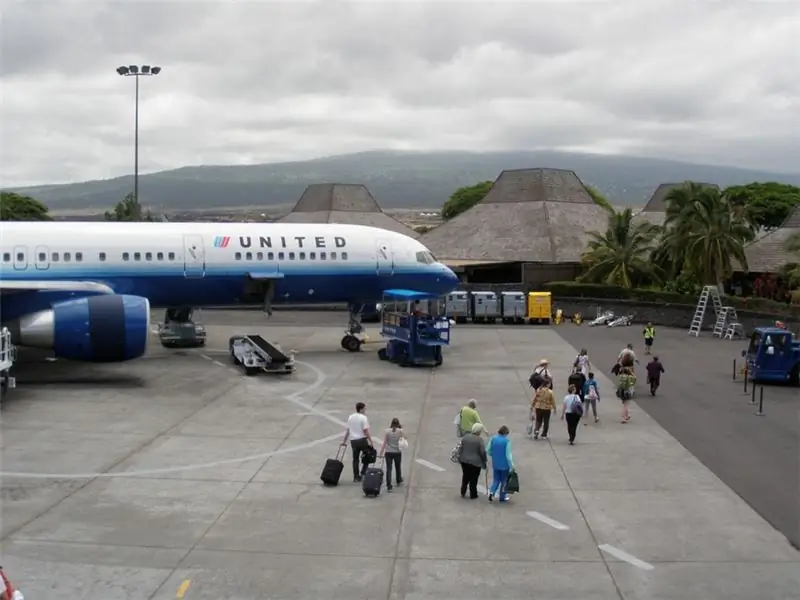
top-left (713, 306), bottom-right (735, 337)
top-left (689, 286), bottom-right (723, 337)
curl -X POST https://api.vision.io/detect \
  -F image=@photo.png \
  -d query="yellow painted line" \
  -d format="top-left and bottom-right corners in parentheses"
top-left (176, 579), bottom-right (191, 598)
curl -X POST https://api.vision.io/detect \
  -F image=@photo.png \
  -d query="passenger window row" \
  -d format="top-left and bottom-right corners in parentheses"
top-left (235, 251), bottom-right (348, 261)
top-left (120, 251), bottom-right (176, 262)
top-left (2, 250), bottom-right (349, 264)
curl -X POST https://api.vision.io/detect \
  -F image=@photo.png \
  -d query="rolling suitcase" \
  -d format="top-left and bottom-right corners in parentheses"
top-left (320, 445), bottom-right (346, 486)
top-left (362, 458), bottom-right (384, 497)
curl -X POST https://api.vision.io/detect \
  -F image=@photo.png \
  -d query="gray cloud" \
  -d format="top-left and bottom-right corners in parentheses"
top-left (1, 0), bottom-right (798, 187)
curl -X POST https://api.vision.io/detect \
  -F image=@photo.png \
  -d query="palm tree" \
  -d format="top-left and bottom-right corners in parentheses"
top-left (579, 207), bottom-right (662, 288)
top-left (659, 184), bottom-right (754, 283)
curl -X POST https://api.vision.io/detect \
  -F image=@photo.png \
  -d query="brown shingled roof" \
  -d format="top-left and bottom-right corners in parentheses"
top-left (278, 183), bottom-right (419, 237)
top-left (741, 204), bottom-right (800, 273)
top-left (642, 182), bottom-right (719, 212)
top-left (419, 168), bottom-right (610, 262)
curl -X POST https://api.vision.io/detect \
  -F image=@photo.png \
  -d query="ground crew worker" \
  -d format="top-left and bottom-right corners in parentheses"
top-left (643, 322), bottom-right (656, 355)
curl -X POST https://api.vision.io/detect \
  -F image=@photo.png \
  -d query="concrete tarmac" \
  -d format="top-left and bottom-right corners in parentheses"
top-left (1, 314), bottom-right (798, 599)
top-left (555, 323), bottom-right (800, 551)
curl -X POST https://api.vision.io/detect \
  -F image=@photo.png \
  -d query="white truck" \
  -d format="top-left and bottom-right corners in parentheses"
top-left (0, 326), bottom-right (16, 403)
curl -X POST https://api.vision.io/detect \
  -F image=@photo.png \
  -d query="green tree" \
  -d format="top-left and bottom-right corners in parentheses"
top-left (585, 185), bottom-right (614, 212)
top-left (723, 182), bottom-right (800, 230)
top-left (104, 193), bottom-right (155, 221)
top-left (661, 184), bottom-right (752, 284)
top-left (0, 191), bottom-right (52, 221)
top-left (441, 181), bottom-right (493, 220)
top-left (579, 207), bottom-right (662, 288)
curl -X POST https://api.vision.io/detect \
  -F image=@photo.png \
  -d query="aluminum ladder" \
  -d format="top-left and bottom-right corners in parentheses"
top-left (689, 285), bottom-right (722, 337)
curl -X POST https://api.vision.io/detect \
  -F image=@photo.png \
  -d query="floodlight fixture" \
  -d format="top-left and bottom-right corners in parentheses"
top-left (115, 63), bottom-right (164, 209)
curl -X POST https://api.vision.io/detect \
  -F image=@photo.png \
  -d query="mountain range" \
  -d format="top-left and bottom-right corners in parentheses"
top-left (9, 150), bottom-right (800, 212)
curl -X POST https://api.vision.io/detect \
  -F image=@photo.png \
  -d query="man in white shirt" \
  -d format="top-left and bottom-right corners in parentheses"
top-left (342, 402), bottom-right (373, 482)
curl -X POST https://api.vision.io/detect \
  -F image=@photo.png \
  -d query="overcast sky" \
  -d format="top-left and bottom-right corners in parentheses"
top-left (1, 0), bottom-right (798, 187)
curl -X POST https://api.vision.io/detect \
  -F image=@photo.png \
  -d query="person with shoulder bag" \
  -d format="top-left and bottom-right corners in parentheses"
top-left (456, 423), bottom-right (488, 499)
top-left (379, 417), bottom-right (406, 492)
top-left (560, 384), bottom-right (584, 445)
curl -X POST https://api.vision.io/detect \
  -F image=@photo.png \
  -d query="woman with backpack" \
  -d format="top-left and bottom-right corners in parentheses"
top-left (560, 384), bottom-right (584, 445)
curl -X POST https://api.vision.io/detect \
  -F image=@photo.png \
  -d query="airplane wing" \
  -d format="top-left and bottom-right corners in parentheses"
top-left (0, 280), bottom-right (115, 295)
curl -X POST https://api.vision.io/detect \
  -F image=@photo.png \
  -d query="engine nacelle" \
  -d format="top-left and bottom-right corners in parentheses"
top-left (7, 294), bottom-right (150, 362)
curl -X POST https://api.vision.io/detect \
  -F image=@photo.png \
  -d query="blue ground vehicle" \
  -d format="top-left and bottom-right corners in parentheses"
top-left (741, 327), bottom-right (800, 386)
top-left (378, 289), bottom-right (451, 367)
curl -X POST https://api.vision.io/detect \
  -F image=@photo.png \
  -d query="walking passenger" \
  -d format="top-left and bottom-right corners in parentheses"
top-left (379, 417), bottom-right (405, 492)
top-left (455, 399), bottom-right (484, 437)
top-left (645, 356), bottom-right (665, 396)
top-left (529, 359), bottom-right (553, 390)
top-left (582, 371), bottom-right (600, 423)
top-left (574, 348), bottom-right (590, 379)
top-left (486, 425), bottom-right (515, 503)
top-left (568, 366), bottom-right (587, 401)
top-left (617, 367), bottom-right (636, 423)
top-left (643, 322), bottom-right (656, 355)
top-left (530, 378), bottom-right (556, 440)
top-left (560, 384), bottom-right (583, 444)
top-left (456, 423), bottom-right (488, 499)
top-left (342, 402), bottom-right (373, 482)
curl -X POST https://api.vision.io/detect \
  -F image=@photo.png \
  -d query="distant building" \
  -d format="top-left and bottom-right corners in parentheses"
top-left (634, 182), bottom-right (720, 228)
top-left (419, 168), bottom-right (610, 288)
top-left (278, 183), bottom-right (419, 237)
top-left (739, 205), bottom-right (800, 275)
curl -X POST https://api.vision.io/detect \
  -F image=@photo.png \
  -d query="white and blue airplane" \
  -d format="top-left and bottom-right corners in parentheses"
top-left (0, 221), bottom-right (459, 362)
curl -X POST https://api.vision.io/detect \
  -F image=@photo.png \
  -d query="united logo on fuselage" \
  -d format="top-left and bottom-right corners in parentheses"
top-left (213, 236), bottom-right (231, 248)
top-left (236, 235), bottom-right (347, 249)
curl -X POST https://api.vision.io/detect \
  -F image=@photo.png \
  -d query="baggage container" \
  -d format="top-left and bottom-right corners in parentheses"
top-left (527, 292), bottom-right (552, 324)
top-left (445, 291), bottom-right (470, 323)
top-left (500, 291), bottom-right (526, 324)
top-left (471, 291), bottom-right (500, 323)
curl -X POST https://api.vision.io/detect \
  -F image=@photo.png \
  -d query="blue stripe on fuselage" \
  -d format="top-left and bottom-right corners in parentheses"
top-left (0, 265), bottom-right (457, 321)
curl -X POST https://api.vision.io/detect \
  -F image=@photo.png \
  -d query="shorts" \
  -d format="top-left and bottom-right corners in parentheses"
top-left (644, 339), bottom-right (653, 347)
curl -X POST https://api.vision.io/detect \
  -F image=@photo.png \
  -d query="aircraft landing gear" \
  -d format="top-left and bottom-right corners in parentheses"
top-left (160, 308), bottom-right (207, 348)
top-left (341, 302), bottom-right (365, 352)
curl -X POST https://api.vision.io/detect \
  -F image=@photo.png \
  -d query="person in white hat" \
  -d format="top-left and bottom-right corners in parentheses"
top-left (532, 359), bottom-right (552, 388)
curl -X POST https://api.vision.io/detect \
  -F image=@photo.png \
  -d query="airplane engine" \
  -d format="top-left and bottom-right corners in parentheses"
top-left (7, 295), bottom-right (151, 362)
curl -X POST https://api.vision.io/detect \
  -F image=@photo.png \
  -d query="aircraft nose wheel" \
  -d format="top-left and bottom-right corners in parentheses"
top-left (341, 335), bottom-right (362, 352)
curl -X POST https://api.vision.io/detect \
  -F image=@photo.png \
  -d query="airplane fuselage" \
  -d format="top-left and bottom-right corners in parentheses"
top-left (0, 221), bottom-right (459, 321)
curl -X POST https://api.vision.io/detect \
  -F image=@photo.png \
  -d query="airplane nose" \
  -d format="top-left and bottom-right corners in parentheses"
top-left (441, 265), bottom-right (460, 289)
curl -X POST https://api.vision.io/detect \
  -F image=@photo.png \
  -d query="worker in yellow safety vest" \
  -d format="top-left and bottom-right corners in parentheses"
top-left (643, 323), bottom-right (655, 355)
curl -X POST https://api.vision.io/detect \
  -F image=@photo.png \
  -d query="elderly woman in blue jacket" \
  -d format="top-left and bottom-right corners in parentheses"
top-left (486, 425), bottom-right (515, 503)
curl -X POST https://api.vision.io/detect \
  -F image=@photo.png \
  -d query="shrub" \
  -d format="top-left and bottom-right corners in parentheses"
top-left (542, 282), bottom-right (800, 319)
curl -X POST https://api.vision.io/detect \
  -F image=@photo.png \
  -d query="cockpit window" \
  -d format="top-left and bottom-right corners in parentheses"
top-left (415, 251), bottom-right (436, 264)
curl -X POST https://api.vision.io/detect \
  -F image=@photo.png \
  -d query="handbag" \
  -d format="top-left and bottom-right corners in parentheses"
top-left (450, 440), bottom-right (462, 463)
top-left (505, 470), bottom-right (520, 494)
top-left (399, 437), bottom-right (409, 452)
top-left (453, 409), bottom-right (463, 437)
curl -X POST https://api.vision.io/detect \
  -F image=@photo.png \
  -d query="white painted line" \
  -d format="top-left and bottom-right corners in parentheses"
top-left (526, 511), bottom-right (570, 531)
top-left (212, 360), bottom-right (226, 367)
top-left (200, 354), bottom-right (214, 361)
top-left (598, 544), bottom-right (655, 570)
top-left (415, 458), bottom-right (445, 472)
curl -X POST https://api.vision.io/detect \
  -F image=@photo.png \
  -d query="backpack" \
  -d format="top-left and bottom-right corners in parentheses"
top-left (586, 383), bottom-right (598, 400)
top-left (529, 370), bottom-right (544, 389)
top-left (570, 395), bottom-right (584, 416)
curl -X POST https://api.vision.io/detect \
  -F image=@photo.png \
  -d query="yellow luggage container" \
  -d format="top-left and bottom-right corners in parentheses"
top-left (527, 292), bottom-right (552, 324)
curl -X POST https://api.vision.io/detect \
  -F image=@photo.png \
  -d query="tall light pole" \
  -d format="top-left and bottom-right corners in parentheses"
top-left (116, 64), bottom-right (161, 209)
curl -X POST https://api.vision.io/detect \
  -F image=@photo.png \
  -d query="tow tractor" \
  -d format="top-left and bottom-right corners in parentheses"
top-left (229, 334), bottom-right (296, 376)
top-left (158, 308), bottom-right (207, 348)
top-left (0, 327), bottom-right (17, 403)
top-left (740, 326), bottom-right (800, 386)
top-left (377, 289), bottom-right (451, 367)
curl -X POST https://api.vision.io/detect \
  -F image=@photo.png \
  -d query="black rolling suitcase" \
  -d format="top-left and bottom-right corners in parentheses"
top-left (362, 458), bottom-right (384, 497)
top-left (320, 445), bottom-right (346, 486)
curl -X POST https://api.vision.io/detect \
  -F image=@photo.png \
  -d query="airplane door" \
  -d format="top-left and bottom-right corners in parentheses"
top-left (12, 245), bottom-right (28, 271)
top-left (375, 239), bottom-right (394, 275)
top-left (34, 245), bottom-right (50, 270)
top-left (183, 235), bottom-right (206, 278)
